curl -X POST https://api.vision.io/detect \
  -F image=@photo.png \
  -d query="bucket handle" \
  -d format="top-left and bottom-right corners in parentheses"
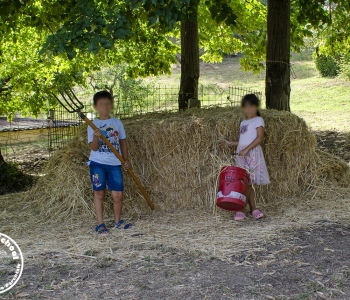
top-left (231, 153), bottom-right (251, 171)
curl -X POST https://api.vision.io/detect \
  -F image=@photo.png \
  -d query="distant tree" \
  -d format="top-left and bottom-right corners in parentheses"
top-left (265, 0), bottom-right (291, 111)
top-left (0, 1), bottom-right (178, 117)
top-left (178, 0), bottom-right (265, 110)
top-left (263, 0), bottom-right (347, 110)
top-left (178, 4), bottom-right (200, 110)
top-left (0, 24), bottom-right (89, 117)
top-left (1, 0), bottom-right (268, 111)
top-left (6, 0), bottom-right (342, 114)
top-left (308, 1), bottom-right (350, 79)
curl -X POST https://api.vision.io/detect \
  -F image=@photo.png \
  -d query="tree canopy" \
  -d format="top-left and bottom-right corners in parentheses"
top-left (0, 0), bottom-right (181, 116)
top-left (1, 0), bottom-right (350, 115)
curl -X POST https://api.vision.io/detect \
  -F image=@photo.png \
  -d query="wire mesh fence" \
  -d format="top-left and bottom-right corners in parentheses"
top-left (0, 84), bottom-right (262, 161)
top-left (47, 108), bottom-right (82, 152)
top-left (47, 84), bottom-right (262, 153)
top-left (113, 84), bottom-right (262, 116)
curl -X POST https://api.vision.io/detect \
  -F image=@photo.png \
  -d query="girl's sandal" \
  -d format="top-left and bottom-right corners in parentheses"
top-left (112, 220), bottom-right (133, 229)
top-left (95, 223), bottom-right (109, 235)
top-left (252, 209), bottom-right (264, 220)
top-left (234, 211), bottom-right (246, 221)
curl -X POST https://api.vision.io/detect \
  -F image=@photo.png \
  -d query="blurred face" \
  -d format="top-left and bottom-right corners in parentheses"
top-left (242, 103), bottom-right (258, 119)
top-left (94, 98), bottom-right (113, 117)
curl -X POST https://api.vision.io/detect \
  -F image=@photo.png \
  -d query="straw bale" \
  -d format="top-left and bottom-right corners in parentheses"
top-left (24, 107), bottom-right (350, 218)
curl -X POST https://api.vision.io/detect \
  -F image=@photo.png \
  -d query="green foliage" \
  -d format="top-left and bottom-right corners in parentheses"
top-left (205, 0), bottom-right (237, 26)
top-left (39, 0), bottom-right (199, 56)
top-left (0, 23), bottom-right (90, 118)
top-left (305, 0), bottom-right (350, 77)
top-left (2, 0), bottom-right (350, 118)
top-left (294, 0), bottom-right (331, 26)
top-left (0, 162), bottom-right (34, 194)
top-left (314, 54), bottom-right (340, 77)
top-left (0, 4), bottom-right (178, 118)
top-left (41, 0), bottom-right (132, 58)
top-left (88, 64), bottom-right (154, 116)
top-left (339, 54), bottom-right (350, 80)
top-left (35, 0), bottom-right (263, 72)
top-left (199, 0), bottom-right (266, 72)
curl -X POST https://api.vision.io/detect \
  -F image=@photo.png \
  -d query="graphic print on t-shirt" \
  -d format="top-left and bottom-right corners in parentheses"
top-left (240, 124), bottom-right (248, 134)
top-left (98, 125), bottom-right (120, 153)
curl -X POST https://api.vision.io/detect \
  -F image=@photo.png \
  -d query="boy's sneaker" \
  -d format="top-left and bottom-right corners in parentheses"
top-left (112, 220), bottom-right (132, 229)
top-left (95, 223), bottom-right (109, 235)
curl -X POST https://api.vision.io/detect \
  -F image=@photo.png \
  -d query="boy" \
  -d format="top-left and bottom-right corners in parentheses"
top-left (87, 91), bottom-right (131, 234)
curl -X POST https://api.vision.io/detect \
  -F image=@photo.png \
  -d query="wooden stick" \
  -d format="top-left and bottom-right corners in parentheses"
top-left (79, 112), bottom-right (155, 210)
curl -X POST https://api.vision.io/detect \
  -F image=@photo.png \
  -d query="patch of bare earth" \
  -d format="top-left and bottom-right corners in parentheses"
top-left (3, 143), bottom-right (49, 176)
top-left (1, 223), bottom-right (349, 299)
top-left (315, 131), bottom-right (350, 164)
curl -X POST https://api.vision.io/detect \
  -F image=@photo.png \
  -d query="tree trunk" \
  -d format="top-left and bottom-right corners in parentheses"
top-left (265, 0), bottom-right (291, 111)
top-left (178, 7), bottom-right (199, 111)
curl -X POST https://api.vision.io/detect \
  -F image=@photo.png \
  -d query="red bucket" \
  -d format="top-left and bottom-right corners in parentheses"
top-left (216, 166), bottom-right (250, 211)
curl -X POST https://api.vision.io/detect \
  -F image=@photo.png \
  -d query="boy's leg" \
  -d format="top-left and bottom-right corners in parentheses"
top-left (112, 191), bottom-right (123, 223)
top-left (94, 190), bottom-right (105, 224)
top-left (107, 165), bottom-right (124, 224)
top-left (90, 162), bottom-right (107, 225)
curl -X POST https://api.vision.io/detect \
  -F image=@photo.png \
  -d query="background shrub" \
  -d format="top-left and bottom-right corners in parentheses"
top-left (0, 162), bottom-right (34, 194)
top-left (314, 54), bottom-right (340, 77)
top-left (339, 54), bottom-right (350, 80)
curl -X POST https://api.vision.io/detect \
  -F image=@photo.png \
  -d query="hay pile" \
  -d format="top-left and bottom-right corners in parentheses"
top-left (25, 108), bottom-right (350, 218)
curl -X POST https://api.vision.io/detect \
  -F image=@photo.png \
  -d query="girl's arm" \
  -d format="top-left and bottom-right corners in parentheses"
top-left (223, 140), bottom-right (238, 147)
top-left (238, 127), bottom-right (264, 156)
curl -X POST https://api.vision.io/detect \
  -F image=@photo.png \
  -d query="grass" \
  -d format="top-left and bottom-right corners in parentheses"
top-left (83, 249), bottom-right (99, 257)
top-left (307, 280), bottom-right (325, 293)
top-left (95, 257), bottom-right (112, 268)
top-left (147, 54), bottom-right (350, 132)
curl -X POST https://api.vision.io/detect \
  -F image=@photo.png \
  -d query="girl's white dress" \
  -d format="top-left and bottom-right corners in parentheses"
top-left (235, 116), bottom-right (270, 185)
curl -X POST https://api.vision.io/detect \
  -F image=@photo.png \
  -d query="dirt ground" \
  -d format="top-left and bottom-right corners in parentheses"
top-left (1, 215), bottom-right (349, 300)
top-left (1, 185), bottom-right (350, 300)
top-left (2, 142), bottom-right (49, 176)
top-left (315, 131), bottom-right (350, 164)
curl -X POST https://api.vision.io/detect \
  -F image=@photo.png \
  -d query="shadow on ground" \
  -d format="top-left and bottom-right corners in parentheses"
top-left (1, 223), bottom-right (349, 300)
top-left (315, 131), bottom-right (350, 164)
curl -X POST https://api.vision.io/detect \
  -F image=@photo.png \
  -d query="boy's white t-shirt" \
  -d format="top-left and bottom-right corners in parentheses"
top-left (87, 117), bottom-right (126, 166)
top-left (238, 116), bottom-right (265, 147)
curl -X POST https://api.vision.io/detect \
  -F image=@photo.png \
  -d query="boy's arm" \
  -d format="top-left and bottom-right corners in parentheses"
top-left (120, 139), bottom-right (131, 169)
top-left (89, 129), bottom-right (102, 151)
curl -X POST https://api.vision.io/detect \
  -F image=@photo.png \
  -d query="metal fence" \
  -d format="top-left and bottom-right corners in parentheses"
top-left (47, 85), bottom-right (262, 153)
top-left (112, 84), bottom-right (262, 116)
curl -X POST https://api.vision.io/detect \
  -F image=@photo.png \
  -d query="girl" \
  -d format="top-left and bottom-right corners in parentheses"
top-left (224, 94), bottom-right (270, 221)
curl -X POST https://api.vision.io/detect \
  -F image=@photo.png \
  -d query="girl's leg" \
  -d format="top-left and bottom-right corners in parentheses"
top-left (234, 188), bottom-right (249, 220)
top-left (246, 185), bottom-right (257, 213)
top-left (94, 190), bottom-right (105, 224)
top-left (247, 185), bottom-right (264, 219)
top-left (112, 191), bottom-right (123, 224)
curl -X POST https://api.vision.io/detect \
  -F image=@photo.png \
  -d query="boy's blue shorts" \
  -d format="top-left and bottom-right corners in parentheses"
top-left (89, 161), bottom-right (124, 191)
